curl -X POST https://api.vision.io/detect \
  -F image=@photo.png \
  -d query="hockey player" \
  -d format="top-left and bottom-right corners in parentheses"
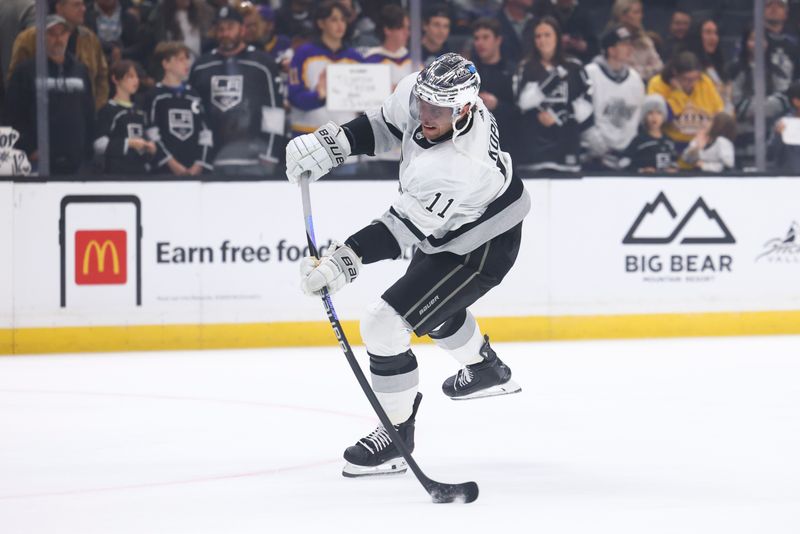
top-left (94, 60), bottom-right (155, 174)
top-left (285, 53), bottom-right (530, 477)
top-left (189, 6), bottom-right (285, 175)
top-left (145, 41), bottom-right (213, 176)
top-left (581, 26), bottom-right (644, 170)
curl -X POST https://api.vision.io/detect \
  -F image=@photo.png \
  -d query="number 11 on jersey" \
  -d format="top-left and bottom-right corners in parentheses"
top-left (425, 192), bottom-right (454, 218)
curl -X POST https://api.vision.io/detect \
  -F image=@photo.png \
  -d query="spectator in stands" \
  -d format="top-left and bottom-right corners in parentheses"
top-left (764, 0), bottom-right (798, 94)
top-left (660, 9), bottom-right (691, 61)
top-left (5, 15), bottom-right (95, 175)
top-left (768, 82), bottom-right (800, 173)
top-left (0, 0), bottom-right (35, 115)
top-left (451, 0), bottom-right (503, 33)
top-left (422, 5), bottom-right (452, 66)
top-left (190, 6), bottom-right (284, 175)
top-left (85, 0), bottom-right (144, 63)
top-left (686, 19), bottom-right (731, 113)
top-left (127, 0), bottom-right (157, 24)
top-left (276, 0), bottom-right (315, 38)
top-left (728, 26), bottom-right (790, 169)
top-left (551, 0), bottom-right (598, 65)
top-left (145, 0), bottom-right (214, 59)
top-left (339, 0), bottom-right (378, 48)
top-left (94, 60), bottom-right (154, 173)
top-left (497, 0), bottom-right (537, 66)
top-left (288, 1), bottom-right (363, 136)
top-left (146, 41), bottom-right (212, 176)
top-left (582, 26), bottom-right (644, 170)
top-left (363, 5), bottom-right (412, 89)
top-left (514, 16), bottom-right (592, 173)
top-left (242, 5), bottom-right (292, 68)
top-left (0, 0), bottom-right (35, 76)
top-left (470, 17), bottom-right (519, 157)
top-left (622, 94), bottom-right (678, 173)
top-left (647, 51), bottom-right (723, 151)
top-left (681, 111), bottom-right (736, 172)
top-left (362, 4), bottom-right (410, 167)
top-left (8, 0), bottom-right (109, 111)
top-left (608, 0), bottom-right (662, 83)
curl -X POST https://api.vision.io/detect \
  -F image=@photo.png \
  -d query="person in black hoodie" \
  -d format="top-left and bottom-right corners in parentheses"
top-left (4, 14), bottom-right (94, 175)
top-left (470, 17), bottom-right (520, 160)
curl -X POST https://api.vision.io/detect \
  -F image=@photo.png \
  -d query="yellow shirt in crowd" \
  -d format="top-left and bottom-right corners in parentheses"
top-left (647, 73), bottom-right (724, 144)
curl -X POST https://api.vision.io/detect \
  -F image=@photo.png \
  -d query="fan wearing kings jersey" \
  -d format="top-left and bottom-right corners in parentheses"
top-left (285, 53), bottom-right (530, 478)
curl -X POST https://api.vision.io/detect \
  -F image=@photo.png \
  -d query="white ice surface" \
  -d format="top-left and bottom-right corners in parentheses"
top-left (1, 336), bottom-right (799, 534)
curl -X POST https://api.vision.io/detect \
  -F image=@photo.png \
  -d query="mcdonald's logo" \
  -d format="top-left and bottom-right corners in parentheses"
top-left (75, 230), bottom-right (127, 285)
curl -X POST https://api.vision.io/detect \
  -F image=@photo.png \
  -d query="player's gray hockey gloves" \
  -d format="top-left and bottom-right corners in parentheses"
top-left (300, 242), bottom-right (361, 296)
top-left (286, 121), bottom-right (352, 183)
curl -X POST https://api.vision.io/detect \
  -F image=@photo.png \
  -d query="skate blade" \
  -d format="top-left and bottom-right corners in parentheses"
top-left (342, 458), bottom-right (409, 478)
top-left (451, 380), bottom-right (522, 401)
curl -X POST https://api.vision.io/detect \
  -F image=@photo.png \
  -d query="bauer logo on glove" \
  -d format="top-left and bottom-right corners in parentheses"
top-left (316, 126), bottom-right (346, 165)
top-left (286, 121), bottom-right (352, 183)
top-left (299, 242), bottom-right (361, 296)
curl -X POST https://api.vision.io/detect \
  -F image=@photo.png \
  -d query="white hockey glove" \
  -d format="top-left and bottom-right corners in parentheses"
top-left (286, 121), bottom-right (352, 183)
top-left (299, 242), bottom-right (361, 296)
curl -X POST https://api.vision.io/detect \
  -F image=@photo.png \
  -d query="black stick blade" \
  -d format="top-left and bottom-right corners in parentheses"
top-left (427, 481), bottom-right (479, 504)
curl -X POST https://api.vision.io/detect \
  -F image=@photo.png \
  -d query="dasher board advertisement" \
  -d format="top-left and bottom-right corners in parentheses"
top-left (0, 183), bottom-right (12, 329)
top-left (2, 178), bottom-right (799, 333)
top-left (548, 178), bottom-right (800, 315)
top-left (59, 195), bottom-right (142, 309)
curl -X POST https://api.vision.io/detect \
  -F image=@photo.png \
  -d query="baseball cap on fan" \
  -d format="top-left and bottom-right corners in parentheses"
top-left (45, 14), bottom-right (69, 30)
top-left (215, 6), bottom-right (244, 24)
top-left (601, 25), bottom-right (632, 51)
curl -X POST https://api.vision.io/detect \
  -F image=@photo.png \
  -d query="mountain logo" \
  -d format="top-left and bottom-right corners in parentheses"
top-left (623, 192), bottom-right (735, 245)
top-left (756, 221), bottom-right (800, 263)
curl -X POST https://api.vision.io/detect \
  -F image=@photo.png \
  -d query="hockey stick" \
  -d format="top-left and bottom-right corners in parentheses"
top-left (298, 174), bottom-right (479, 504)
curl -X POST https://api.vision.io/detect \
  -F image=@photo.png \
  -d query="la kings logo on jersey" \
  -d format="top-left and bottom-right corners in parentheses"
top-left (545, 81), bottom-right (568, 105)
top-left (211, 75), bottom-right (243, 111)
top-left (604, 98), bottom-right (637, 128)
top-left (168, 109), bottom-right (194, 141)
top-left (655, 152), bottom-right (673, 169)
top-left (127, 123), bottom-right (143, 139)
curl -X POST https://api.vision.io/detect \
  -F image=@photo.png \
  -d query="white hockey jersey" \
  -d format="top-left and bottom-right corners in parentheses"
top-left (583, 59), bottom-right (644, 152)
top-left (365, 73), bottom-right (530, 255)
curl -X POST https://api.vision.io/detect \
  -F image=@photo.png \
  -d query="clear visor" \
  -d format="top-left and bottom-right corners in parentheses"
top-left (409, 92), bottom-right (457, 124)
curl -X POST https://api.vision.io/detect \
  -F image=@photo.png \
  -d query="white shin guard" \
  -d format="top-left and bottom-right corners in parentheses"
top-left (362, 299), bottom-right (418, 425)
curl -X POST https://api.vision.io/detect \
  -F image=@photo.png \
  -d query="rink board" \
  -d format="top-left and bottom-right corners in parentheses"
top-left (1, 178), bottom-right (799, 354)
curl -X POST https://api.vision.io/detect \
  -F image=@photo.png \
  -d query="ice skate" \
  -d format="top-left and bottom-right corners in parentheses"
top-left (442, 336), bottom-right (521, 400)
top-left (342, 393), bottom-right (422, 478)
